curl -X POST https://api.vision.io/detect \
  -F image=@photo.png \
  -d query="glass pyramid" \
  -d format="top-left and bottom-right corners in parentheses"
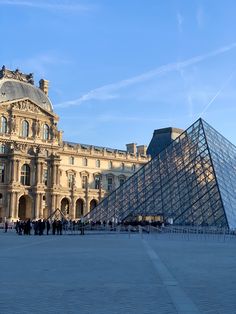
top-left (87, 118), bottom-right (236, 229)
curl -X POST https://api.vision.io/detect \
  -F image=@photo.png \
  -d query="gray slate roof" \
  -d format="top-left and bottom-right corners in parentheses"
top-left (0, 78), bottom-right (53, 112)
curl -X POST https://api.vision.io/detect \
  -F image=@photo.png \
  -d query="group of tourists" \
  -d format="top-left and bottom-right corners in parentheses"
top-left (15, 219), bottom-right (72, 236)
top-left (3, 217), bottom-right (164, 235)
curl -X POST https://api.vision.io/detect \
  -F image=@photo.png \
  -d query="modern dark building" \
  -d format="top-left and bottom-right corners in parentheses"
top-left (147, 127), bottom-right (183, 158)
top-left (87, 118), bottom-right (236, 229)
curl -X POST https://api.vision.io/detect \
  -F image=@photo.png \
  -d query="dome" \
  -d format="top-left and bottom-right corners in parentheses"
top-left (0, 78), bottom-right (53, 112)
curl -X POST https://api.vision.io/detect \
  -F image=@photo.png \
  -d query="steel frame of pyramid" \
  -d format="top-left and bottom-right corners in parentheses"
top-left (86, 118), bottom-right (236, 229)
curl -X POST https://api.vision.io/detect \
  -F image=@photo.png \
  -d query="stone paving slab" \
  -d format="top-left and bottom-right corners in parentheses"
top-left (0, 232), bottom-right (177, 314)
top-left (1, 231), bottom-right (236, 313)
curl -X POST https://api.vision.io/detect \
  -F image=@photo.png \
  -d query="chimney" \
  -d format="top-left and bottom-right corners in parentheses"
top-left (126, 143), bottom-right (137, 155)
top-left (137, 145), bottom-right (147, 156)
top-left (39, 79), bottom-right (49, 96)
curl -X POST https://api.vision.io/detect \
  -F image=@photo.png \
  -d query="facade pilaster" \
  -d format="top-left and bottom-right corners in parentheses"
top-left (34, 193), bottom-right (40, 219)
top-left (9, 192), bottom-right (16, 220)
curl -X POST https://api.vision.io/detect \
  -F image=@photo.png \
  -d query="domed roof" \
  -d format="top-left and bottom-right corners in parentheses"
top-left (0, 66), bottom-right (53, 112)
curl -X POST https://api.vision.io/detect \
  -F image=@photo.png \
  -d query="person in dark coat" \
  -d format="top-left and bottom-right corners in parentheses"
top-left (4, 221), bottom-right (8, 232)
top-left (52, 220), bottom-right (56, 235)
top-left (59, 220), bottom-right (63, 235)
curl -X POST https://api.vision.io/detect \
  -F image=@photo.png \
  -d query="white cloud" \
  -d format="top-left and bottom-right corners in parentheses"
top-left (55, 42), bottom-right (236, 109)
top-left (0, 0), bottom-right (92, 11)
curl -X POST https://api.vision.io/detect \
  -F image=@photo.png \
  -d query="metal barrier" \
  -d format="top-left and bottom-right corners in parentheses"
top-left (141, 225), bottom-right (236, 242)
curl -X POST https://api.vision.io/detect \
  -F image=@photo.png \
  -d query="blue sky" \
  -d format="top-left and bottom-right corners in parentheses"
top-left (1, 0), bottom-right (236, 149)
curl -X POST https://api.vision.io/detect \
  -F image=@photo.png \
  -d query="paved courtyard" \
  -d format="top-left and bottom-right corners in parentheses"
top-left (0, 230), bottom-right (236, 314)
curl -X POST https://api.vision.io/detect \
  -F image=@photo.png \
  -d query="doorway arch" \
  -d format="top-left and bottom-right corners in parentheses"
top-left (90, 199), bottom-right (98, 210)
top-left (76, 199), bottom-right (84, 218)
top-left (61, 197), bottom-right (70, 215)
top-left (18, 195), bottom-right (32, 220)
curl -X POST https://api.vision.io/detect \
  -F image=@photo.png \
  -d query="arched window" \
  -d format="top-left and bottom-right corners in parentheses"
top-left (96, 159), bottom-right (100, 168)
top-left (0, 116), bottom-right (7, 134)
top-left (108, 161), bottom-right (113, 169)
top-left (132, 164), bottom-right (136, 172)
top-left (121, 162), bottom-right (125, 170)
top-left (0, 144), bottom-right (6, 154)
top-left (82, 157), bottom-right (88, 166)
top-left (21, 164), bottom-right (30, 186)
top-left (43, 124), bottom-right (49, 140)
top-left (22, 120), bottom-right (29, 137)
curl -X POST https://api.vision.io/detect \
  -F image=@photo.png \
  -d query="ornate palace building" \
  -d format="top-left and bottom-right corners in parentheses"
top-left (0, 66), bottom-right (149, 221)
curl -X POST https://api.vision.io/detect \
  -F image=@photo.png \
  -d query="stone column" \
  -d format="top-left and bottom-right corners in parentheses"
top-left (34, 193), bottom-right (40, 219)
top-left (10, 160), bottom-right (14, 182)
top-left (36, 161), bottom-right (40, 185)
top-left (39, 193), bottom-right (43, 218)
top-left (53, 165), bottom-right (57, 186)
top-left (85, 196), bottom-right (89, 215)
top-left (14, 192), bottom-right (19, 219)
top-left (56, 165), bottom-right (60, 185)
top-left (16, 160), bottom-right (20, 182)
top-left (55, 194), bottom-right (59, 210)
top-left (9, 192), bottom-right (15, 220)
top-left (71, 196), bottom-right (75, 220)
top-left (40, 162), bottom-right (43, 184)
top-left (51, 194), bottom-right (56, 211)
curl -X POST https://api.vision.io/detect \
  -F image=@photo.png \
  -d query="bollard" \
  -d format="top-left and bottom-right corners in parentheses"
top-left (128, 225), bottom-right (131, 238)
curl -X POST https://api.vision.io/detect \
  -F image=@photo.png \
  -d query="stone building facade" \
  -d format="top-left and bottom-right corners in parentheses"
top-left (0, 66), bottom-right (149, 221)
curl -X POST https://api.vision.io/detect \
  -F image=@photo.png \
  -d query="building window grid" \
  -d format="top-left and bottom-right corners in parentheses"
top-left (21, 164), bottom-right (30, 186)
top-left (22, 120), bottom-right (29, 137)
top-left (0, 163), bottom-right (5, 183)
top-left (82, 175), bottom-right (88, 189)
top-left (69, 156), bottom-right (74, 165)
top-left (43, 124), bottom-right (50, 140)
top-left (68, 173), bottom-right (74, 188)
top-left (43, 169), bottom-right (48, 186)
top-left (65, 120), bottom-right (230, 227)
top-left (82, 157), bottom-right (88, 167)
top-left (0, 116), bottom-right (7, 134)
top-left (107, 177), bottom-right (113, 191)
top-left (95, 175), bottom-right (101, 189)
top-left (0, 144), bottom-right (6, 154)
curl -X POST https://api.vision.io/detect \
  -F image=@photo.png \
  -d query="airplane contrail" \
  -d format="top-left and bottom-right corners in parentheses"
top-left (56, 42), bottom-right (236, 108)
top-left (199, 71), bottom-right (234, 116)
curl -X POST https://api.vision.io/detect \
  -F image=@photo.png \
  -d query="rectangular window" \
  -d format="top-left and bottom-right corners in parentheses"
top-left (119, 178), bottom-right (125, 186)
top-left (108, 177), bottom-right (113, 191)
top-left (82, 176), bottom-right (88, 189)
top-left (68, 174), bottom-right (74, 188)
top-left (0, 163), bottom-right (5, 183)
top-left (95, 176), bottom-right (100, 189)
top-left (43, 169), bottom-right (48, 186)
top-left (69, 156), bottom-right (74, 165)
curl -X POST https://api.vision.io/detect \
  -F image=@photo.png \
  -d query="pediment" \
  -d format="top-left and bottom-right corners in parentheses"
top-left (2, 98), bottom-right (56, 117)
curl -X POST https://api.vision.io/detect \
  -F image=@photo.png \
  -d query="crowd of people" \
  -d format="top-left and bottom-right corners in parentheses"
top-left (2, 218), bottom-right (164, 235)
top-left (14, 219), bottom-right (83, 236)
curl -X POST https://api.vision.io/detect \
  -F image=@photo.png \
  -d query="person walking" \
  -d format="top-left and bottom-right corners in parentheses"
top-left (4, 220), bottom-right (8, 233)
